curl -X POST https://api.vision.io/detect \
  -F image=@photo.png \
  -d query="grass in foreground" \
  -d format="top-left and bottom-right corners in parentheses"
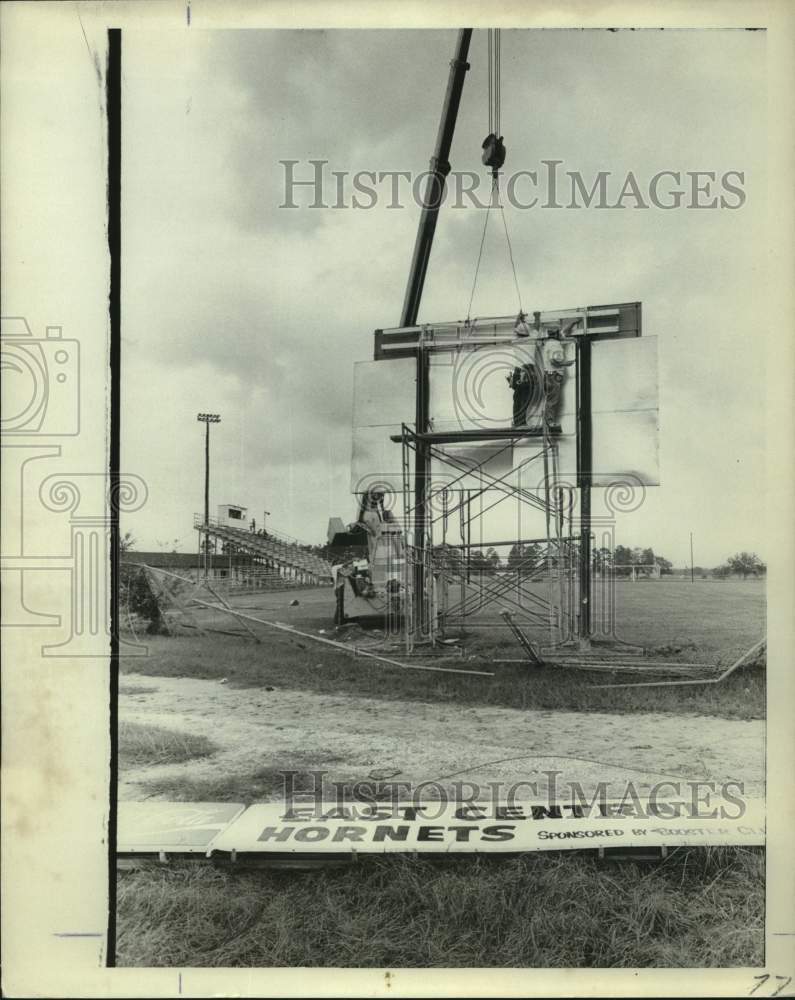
top-left (139, 763), bottom-right (348, 803)
top-left (116, 846), bottom-right (763, 968)
top-left (123, 633), bottom-right (765, 720)
top-left (119, 721), bottom-right (219, 769)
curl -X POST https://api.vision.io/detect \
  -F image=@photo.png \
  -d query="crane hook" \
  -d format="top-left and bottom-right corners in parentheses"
top-left (481, 132), bottom-right (506, 175)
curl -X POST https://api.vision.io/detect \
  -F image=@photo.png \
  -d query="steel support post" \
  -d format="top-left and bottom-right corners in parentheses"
top-left (576, 335), bottom-right (593, 647)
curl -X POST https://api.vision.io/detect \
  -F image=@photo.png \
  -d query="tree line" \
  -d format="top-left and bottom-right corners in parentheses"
top-left (431, 542), bottom-right (766, 580)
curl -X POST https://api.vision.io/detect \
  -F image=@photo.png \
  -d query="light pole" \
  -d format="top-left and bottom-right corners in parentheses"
top-left (690, 531), bottom-right (695, 584)
top-left (263, 510), bottom-right (271, 535)
top-left (197, 413), bottom-right (220, 577)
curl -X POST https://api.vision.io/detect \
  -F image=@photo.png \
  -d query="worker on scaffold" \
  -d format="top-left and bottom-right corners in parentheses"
top-left (507, 363), bottom-right (534, 427)
top-left (541, 327), bottom-right (576, 433)
top-left (506, 328), bottom-right (575, 432)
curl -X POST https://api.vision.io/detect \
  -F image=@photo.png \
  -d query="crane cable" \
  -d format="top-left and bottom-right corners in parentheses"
top-left (487, 28), bottom-right (492, 134)
top-left (487, 28), bottom-right (501, 137)
top-left (467, 29), bottom-right (523, 322)
top-left (495, 27), bottom-right (501, 137)
top-left (465, 182), bottom-right (493, 322)
top-left (499, 188), bottom-right (523, 314)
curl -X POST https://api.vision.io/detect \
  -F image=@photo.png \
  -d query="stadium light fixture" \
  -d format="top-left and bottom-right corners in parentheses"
top-left (197, 412), bottom-right (221, 577)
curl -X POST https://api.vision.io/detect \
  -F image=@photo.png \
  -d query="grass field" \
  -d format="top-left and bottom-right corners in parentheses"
top-left (123, 632), bottom-right (765, 720)
top-left (117, 847), bottom-right (764, 968)
top-left (122, 579), bottom-right (766, 720)
top-left (167, 577), bottom-right (764, 648)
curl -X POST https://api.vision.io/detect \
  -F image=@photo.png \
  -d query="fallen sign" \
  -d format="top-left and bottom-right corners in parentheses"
top-left (117, 797), bottom-right (765, 861)
top-left (118, 801), bottom-right (246, 856)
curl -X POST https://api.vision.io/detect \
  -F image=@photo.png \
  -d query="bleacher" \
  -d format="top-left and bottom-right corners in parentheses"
top-left (195, 515), bottom-right (334, 586)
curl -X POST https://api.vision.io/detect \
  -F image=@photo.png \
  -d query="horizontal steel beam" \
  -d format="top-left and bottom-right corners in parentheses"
top-left (390, 427), bottom-right (550, 445)
top-left (375, 302), bottom-right (641, 359)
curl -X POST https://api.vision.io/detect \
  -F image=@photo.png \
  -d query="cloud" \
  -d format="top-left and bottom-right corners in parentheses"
top-left (121, 28), bottom-right (767, 563)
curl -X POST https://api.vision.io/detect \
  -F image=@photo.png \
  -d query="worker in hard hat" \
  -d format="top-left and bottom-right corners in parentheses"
top-left (541, 333), bottom-right (576, 433)
top-left (542, 370), bottom-right (566, 433)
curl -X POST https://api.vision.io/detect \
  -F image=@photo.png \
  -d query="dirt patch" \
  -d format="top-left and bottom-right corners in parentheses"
top-left (119, 673), bottom-right (764, 802)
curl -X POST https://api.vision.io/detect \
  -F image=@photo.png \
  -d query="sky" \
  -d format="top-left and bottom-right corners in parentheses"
top-left (121, 27), bottom-right (766, 567)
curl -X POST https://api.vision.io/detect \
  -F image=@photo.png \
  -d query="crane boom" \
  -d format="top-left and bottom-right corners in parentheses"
top-left (399, 28), bottom-right (473, 327)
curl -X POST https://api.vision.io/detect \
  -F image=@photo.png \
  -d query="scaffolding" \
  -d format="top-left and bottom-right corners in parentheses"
top-left (396, 412), bottom-right (581, 655)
